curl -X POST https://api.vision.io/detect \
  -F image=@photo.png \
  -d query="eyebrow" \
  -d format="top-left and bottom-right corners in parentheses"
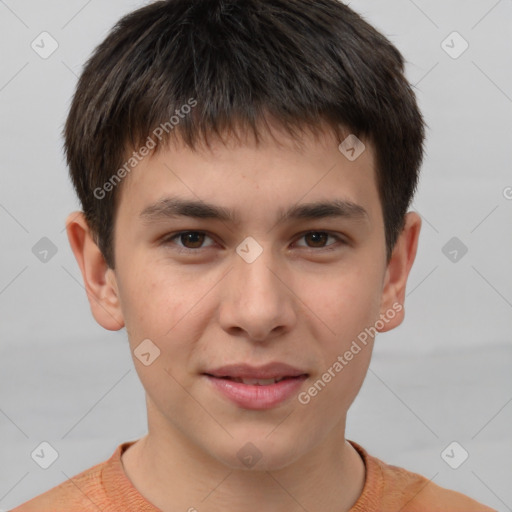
top-left (139, 195), bottom-right (369, 226)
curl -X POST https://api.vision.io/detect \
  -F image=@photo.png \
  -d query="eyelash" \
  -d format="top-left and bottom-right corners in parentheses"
top-left (161, 230), bottom-right (347, 254)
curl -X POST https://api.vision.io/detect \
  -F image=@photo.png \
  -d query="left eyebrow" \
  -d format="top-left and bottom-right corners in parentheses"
top-left (139, 195), bottom-right (370, 226)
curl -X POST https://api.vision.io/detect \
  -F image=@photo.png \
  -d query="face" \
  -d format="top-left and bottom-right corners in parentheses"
top-left (68, 123), bottom-right (419, 471)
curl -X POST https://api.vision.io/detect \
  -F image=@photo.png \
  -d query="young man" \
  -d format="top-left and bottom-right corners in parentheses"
top-left (12, 0), bottom-right (495, 510)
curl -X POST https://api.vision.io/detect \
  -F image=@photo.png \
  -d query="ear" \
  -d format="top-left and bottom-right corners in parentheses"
top-left (65, 211), bottom-right (124, 331)
top-left (377, 211), bottom-right (421, 333)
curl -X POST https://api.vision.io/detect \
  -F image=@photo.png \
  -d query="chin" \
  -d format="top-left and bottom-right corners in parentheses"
top-left (209, 434), bottom-right (306, 472)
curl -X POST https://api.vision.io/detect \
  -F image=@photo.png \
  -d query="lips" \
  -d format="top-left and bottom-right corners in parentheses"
top-left (203, 362), bottom-right (309, 383)
top-left (203, 365), bottom-right (309, 409)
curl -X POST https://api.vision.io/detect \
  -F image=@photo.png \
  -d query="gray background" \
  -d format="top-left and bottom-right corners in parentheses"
top-left (1, 0), bottom-right (511, 510)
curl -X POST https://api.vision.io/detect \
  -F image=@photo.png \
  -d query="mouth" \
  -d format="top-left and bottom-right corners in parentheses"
top-left (202, 363), bottom-right (309, 410)
top-left (204, 375), bottom-right (308, 385)
top-left (203, 362), bottom-right (309, 383)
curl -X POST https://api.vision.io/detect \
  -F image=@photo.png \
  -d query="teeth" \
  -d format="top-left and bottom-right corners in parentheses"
top-left (235, 377), bottom-right (286, 385)
top-left (219, 376), bottom-right (292, 385)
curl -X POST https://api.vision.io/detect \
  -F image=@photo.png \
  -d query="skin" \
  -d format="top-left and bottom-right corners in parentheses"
top-left (66, 121), bottom-right (421, 512)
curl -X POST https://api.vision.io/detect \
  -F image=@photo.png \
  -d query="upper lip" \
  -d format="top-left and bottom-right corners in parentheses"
top-left (204, 363), bottom-right (308, 379)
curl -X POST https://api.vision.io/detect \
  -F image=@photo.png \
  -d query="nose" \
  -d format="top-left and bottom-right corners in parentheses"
top-left (218, 242), bottom-right (297, 343)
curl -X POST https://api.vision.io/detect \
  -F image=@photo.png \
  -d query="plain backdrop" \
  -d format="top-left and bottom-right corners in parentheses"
top-left (0, 0), bottom-right (511, 510)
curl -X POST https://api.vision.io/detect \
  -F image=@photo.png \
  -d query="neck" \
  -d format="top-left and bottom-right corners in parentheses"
top-left (122, 424), bottom-right (365, 512)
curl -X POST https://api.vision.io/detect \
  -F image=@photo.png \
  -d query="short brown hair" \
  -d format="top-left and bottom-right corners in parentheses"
top-left (64, 0), bottom-right (426, 269)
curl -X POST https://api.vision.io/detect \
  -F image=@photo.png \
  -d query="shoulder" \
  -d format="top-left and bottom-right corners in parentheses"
top-left (373, 454), bottom-right (496, 511)
top-left (349, 441), bottom-right (496, 512)
top-left (10, 457), bottom-right (108, 512)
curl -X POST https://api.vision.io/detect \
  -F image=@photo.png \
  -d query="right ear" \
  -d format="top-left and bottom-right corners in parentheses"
top-left (65, 211), bottom-right (125, 331)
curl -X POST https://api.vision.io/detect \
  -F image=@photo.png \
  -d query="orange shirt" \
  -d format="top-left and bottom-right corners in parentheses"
top-left (11, 439), bottom-right (495, 511)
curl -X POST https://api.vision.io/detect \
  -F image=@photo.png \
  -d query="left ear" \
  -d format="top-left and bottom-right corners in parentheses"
top-left (377, 211), bottom-right (422, 333)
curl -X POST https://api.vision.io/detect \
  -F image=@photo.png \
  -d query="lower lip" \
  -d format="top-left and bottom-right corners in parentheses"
top-left (204, 375), bottom-right (308, 410)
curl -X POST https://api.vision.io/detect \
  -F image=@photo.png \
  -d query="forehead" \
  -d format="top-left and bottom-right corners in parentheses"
top-left (117, 123), bottom-right (380, 227)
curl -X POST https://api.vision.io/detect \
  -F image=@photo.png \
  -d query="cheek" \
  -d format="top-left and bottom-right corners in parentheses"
top-left (119, 267), bottom-right (186, 334)
top-left (308, 265), bottom-right (382, 344)
top-left (120, 267), bottom-right (218, 364)
top-left (302, 269), bottom-right (380, 404)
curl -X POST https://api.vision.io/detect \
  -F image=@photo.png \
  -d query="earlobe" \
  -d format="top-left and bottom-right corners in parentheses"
top-left (65, 211), bottom-right (124, 331)
top-left (377, 211), bottom-right (422, 333)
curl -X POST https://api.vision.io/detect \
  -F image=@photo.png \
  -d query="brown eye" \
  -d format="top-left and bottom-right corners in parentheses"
top-left (162, 231), bottom-right (215, 252)
top-left (179, 232), bottom-right (206, 249)
top-left (295, 231), bottom-right (343, 250)
top-left (304, 232), bottom-right (329, 248)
